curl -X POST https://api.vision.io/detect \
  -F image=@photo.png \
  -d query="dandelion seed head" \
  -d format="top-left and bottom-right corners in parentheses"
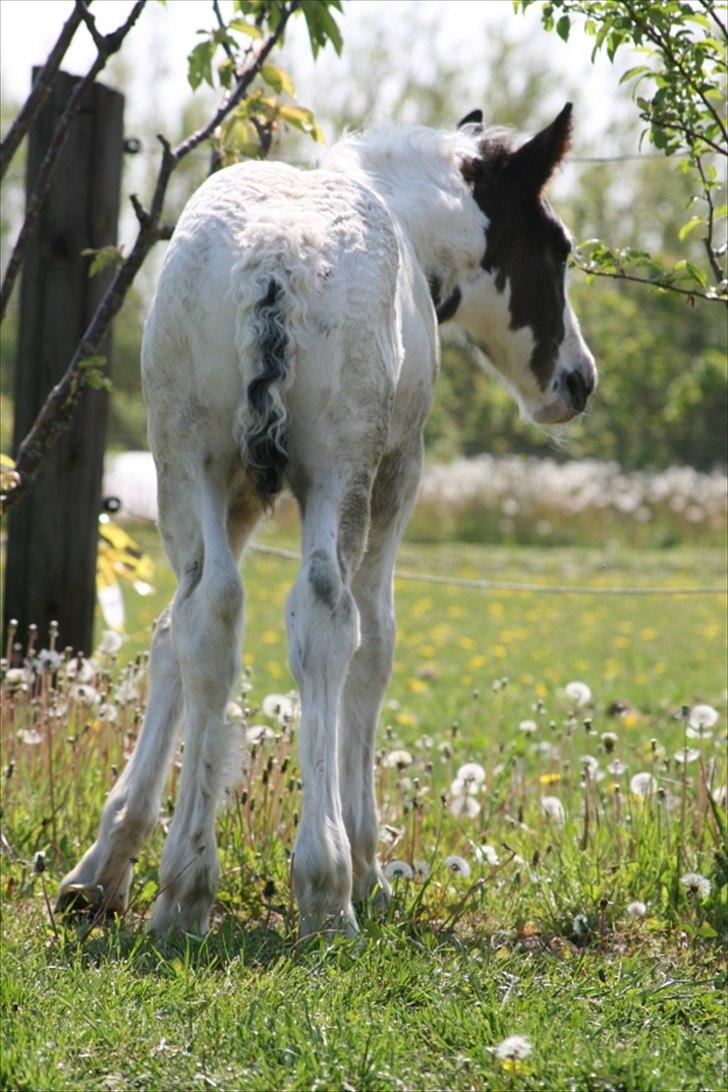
top-left (565, 680), bottom-right (592, 707)
top-left (626, 900), bottom-right (647, 917)
top-left (450, 794), bottom-right (481, 818)
top-left (413, 859), bottom-right (431, 880)
top-left (630, 772), bottom-right (657, 797)
top-left (444, 854), bottom-right (471, 877)
top-left (456, 761), bottom-right (486, 785)
top-left (384, 749), bottom-right (413, 770)
top-left (572, 912), bottom-right (589, 937)
top-left (494, 1035), bottom-right (532, 1062)
top-left (680, 872), bottom-right (711, 897)
top-left (475, 843), bottom-right (500, 866)
top-left (541, 795), bottom-right (565, 823)
top-left (518, 719), bottom-right (538, 734)
top-left (383, 859), bottom-right (413, 881)
top-left (688, 704), bottom-right (719, 730)
top-left (673, 747), bottom-right (700, 765)
top-left (607, 759), bottom-right (628, 776)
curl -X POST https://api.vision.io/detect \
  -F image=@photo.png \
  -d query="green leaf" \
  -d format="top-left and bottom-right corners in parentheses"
top-left (81, 245), bottom-right (124, 278)
top-left (278, 104), bottom-right (325, 143)
top-left (78, 355), bottom-right (107, 371)
top-left (619, 65), bottom-right (651, 85)
top-left (678, 216), bottom-right (705, 241)
top-left (187, 39), bottom-right (215, 90)
top-left (260, 63), bottom-right (295, 96)
top-left (229, 17), bottom-right (262, 38)
top-left (556, 15), bottom-right (570, 41)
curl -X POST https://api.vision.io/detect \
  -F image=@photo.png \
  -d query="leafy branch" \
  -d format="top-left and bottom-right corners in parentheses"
top-left (517, 0), bottom-right (727, 306)
top-left (1, 0), bottom-right (343, 513)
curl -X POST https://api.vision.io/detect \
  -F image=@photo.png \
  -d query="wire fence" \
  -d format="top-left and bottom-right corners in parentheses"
top-left (249, 543), bottom-right (727, 597)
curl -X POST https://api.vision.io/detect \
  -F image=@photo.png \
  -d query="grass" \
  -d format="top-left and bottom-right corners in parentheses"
top-left (1, 525), bottom-right (726, 1091)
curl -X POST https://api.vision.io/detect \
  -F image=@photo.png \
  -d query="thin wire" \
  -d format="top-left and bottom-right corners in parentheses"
top-left (249, 543), bottom-right (727, 597)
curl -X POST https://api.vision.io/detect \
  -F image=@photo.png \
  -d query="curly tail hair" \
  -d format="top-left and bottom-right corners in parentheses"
top-left (243, 278), bottom-right (290, 507)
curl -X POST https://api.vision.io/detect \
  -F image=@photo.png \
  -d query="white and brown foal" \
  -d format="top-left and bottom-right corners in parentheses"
top-left (59, 104), bottom-right (596, 937)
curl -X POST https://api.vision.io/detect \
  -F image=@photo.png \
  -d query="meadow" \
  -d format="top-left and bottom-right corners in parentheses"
top-left (1, 522), bottom-right (726, 1091)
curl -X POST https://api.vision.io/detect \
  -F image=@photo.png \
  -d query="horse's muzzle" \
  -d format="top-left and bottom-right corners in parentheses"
top-left (534, 366), bottom-right (596, 424)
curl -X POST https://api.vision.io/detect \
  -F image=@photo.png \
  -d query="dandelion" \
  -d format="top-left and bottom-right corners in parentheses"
top-left (383, 860), bottom-right (413, 881)
top-left (541, 796), bottom-right (565, 824)
top-left (572, 912), bottom-right (589, 937)
top-left (626, 900), bottom-right (647, 917)
top-left (72, 683), bottom-right (99, 705)
top-left (630, 772), bottom-right (657, 797)
top-left (383, 749), bottom-right (413, 770)
top-left (456, 761), bottom-right (486, 785)
top-left (580, 755), bottom-right (602, 781)
top-left (33, 649), bottom-right (62, 674)
top-left (443, 855), bottom-right (471, 877)
top-left (450, 795), bottom-right (481, 819)
top-left (673, 747), bottom-right (700, 765)
top-left (4, 668), bottom-right (29, 690)
top-left (17, 728), bottom-right (43, 746)
top-left (680, 872), bottom-right (711, 898)
top-left (688, 704), bottom-right (719, 732)
top-left (413, 859), bottom-right (431, 880)
top-left (226, 701), bottom-right (244, 721)
top-left (518, 718), bottom-right (538, 734)
top-left (538, 772), bottom-right (560, 785)
top-left (379, 824), bottom-right (403, 846)
top-left (494, 1035), bottom-right (532, 1062)
top-left (565, 681), bottom-right (592, 707)
top-left (64, 657), bottom-right (95, 683)
top-left (601, 731), bottom-right (618, 753)
top-left (474, 843), bottom-right (500, 866)
top-left (246, 725), bottom-right (275, 745)
top-left (607, 759), bottom-right (628, 776)
top-left (656, 787), bottom-right (679, 811)
top-left (98, 702), bottom-right (118, 723)
top-left (97, 630), bottom-right (123, 655)
top-left (261, 693), bottom-right (297, 723)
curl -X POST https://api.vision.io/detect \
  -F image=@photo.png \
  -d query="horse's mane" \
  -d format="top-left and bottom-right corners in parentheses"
top-left (320, 122), bottom-right (520, 180)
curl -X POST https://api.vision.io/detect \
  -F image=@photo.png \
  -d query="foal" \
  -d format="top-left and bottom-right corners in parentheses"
top-left (59, 104), bottom-right (596, 936)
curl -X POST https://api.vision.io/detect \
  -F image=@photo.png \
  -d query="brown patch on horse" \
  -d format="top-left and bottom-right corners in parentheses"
top-left (461, 104), bottom-right (574, 388)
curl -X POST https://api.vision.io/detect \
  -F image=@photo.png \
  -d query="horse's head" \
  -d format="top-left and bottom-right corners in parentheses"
top-left (448, 103), bottom-right (596, 424)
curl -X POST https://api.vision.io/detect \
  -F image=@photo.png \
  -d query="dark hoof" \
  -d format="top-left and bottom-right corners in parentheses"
top-left (55, 883), bottom-right (109, 918)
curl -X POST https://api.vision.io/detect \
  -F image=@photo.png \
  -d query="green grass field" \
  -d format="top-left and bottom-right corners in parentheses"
top-left (2, 526), bottom-right (726, 1091)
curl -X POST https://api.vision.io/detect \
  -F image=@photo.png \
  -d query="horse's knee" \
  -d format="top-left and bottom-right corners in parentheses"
top-left (287, 551), bottom-right (359, 682)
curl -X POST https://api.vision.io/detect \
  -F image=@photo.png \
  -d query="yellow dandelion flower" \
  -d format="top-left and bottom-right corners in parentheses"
top-left (397, 711), bottom-right (416, 726)
top-left (244, 652), bottom-right (255, 666)
top-left (492, 645), bottom-right (507, 658)
top-left (539, 773), bottom-right (561, 785)
top-left (639, 627), bottom-right (657, 641)
top-left (458, 636), bottom-right (476, 650)
top-left (408, 678), bottom-right (429, 693)
top-left (419, 644), bottom-right (436, 658)
top-left (488, 602), bottom-right (505, 618)
top-left (622, 712), bottom-right (640, 728)
top-left (448, 606), bottom-right (465, 619)
top-left (266, 662), bottom-right (283, 679)
top-left (469, 654), bottom-right (487, 669)
top-left (262, 630), bottom-right (279, 645)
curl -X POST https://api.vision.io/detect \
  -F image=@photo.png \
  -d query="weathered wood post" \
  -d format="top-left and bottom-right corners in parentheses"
top-left (3, 70), bottom-right (124, 654)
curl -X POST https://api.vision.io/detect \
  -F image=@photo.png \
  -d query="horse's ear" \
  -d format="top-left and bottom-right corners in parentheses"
top-left (458, 109), bottom-right (483, 129)
top-left (509, 102), bottom-right (573, 193)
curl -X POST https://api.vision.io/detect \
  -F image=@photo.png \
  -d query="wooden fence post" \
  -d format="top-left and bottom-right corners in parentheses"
top-left (3, 70), bottom-right (124, 655)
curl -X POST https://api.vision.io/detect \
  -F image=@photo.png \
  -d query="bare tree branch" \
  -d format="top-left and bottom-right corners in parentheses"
top-left (695, 156), bottom-right (727, 285)
top-left (0, 1), bottom-right (147, 321)
top-left (1, 0), bottom-right (300, 514)
top-left (0, 1), bottom-right (87, 183)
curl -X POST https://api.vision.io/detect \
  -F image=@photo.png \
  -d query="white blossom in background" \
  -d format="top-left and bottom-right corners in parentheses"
top-left (680, 872), bottom-right (712, 898)
top-left (541, 796), bottom-right (566, 823)
top-left (383, 860), bottom-right (413, 881)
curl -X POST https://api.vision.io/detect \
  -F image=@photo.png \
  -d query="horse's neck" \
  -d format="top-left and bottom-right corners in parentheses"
top-left (345, 157), bottom-right (486, 296)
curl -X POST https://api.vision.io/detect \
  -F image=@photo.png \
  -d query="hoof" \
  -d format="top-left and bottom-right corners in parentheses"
top-left (56, 882), bottom-right (118, 920)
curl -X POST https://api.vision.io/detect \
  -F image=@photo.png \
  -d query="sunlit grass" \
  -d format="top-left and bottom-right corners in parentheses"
top-left (1, 526), bottom-right (726, 1090)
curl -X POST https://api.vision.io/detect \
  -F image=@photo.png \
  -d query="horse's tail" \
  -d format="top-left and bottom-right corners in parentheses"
top-left (233, 218), bottom-right (329, 508)
top-left (239, 275), bottom-right (291, 507)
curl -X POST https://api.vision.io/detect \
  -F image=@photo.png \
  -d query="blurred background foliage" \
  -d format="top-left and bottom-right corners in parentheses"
top-left (1, 5), bottom-right (725, 471)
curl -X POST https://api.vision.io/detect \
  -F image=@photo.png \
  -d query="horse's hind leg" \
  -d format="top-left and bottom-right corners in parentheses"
top-left (57, 604), bottom-right (183, 917)
top-left (340, 441), bottom-right (423, 906)
top-left (147, 463), bottom-right (257, 936)
top-left (286, 476), bottom-right (374, 937)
